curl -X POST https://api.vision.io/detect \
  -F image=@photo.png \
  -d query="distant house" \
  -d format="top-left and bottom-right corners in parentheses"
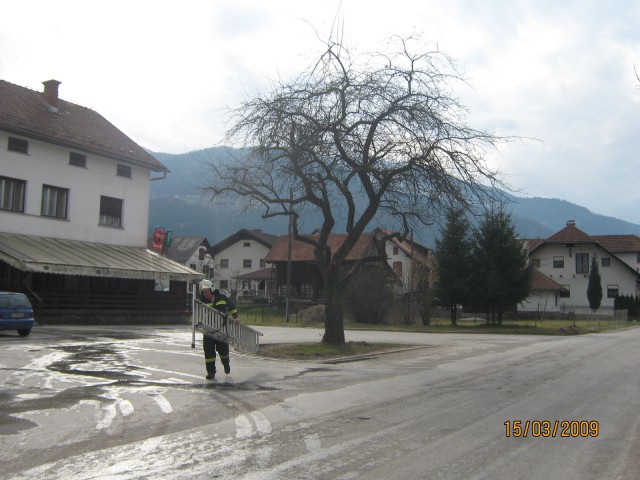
top-left (520, 220), bottom-right (640, 315)
top-left (376, 228), bottom-right (434, 293)
top-left (263, 229), bottom-right (430, 302)
top-left (0, 78), bottom-right (203, 322)
top-left (152, 235), bottom-right (214, 290)
top-left (208, 229), bottom-right (278, 298)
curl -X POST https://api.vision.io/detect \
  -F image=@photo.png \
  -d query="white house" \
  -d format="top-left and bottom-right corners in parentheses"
top-left (208, 229), bottom-right (278, 298)
top-left (520, 221), bottom-right (640, 314)
top-left (0, 78), bottom-right (202, 321)
top-left (153, 235), bottom-right (214, 290)
top-left (377, 228), bottom-right (433, 294)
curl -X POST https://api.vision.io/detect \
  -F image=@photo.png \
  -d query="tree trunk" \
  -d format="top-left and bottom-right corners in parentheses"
top-left (322, 267), bottom-right (346, 344)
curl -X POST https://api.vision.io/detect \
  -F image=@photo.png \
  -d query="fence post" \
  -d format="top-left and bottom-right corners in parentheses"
top-left (191, 287), bottom-right (196, 348)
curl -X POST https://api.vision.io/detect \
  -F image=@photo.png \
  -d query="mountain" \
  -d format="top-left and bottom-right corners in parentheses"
top-left (149, 147), bottom-right (640, 247)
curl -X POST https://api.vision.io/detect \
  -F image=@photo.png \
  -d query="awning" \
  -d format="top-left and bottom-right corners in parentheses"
top-left (0, 233), bottom-right (204, 282)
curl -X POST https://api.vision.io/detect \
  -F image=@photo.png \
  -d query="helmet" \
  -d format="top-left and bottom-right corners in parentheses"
top-left (199, 279), bottom-right (213, 292)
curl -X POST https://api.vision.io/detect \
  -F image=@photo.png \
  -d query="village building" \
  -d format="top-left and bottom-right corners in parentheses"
top-left (0, 79), bottom-right (203, 323)
top-left (521, 220), bottom-right (640, 315)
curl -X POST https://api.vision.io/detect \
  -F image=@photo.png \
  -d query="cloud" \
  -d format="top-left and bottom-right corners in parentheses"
top-left (2, 0), bottom-right (640, 223)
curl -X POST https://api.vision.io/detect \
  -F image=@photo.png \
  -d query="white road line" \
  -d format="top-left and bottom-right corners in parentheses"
top-left (153, 394), bottom-right (174, 414)
top-left (118, 399), bottom-right (134, 416)
top-left (251, 411), bottom-right (272, 434)
top-left (97, 403), bottom-right (117, 430)
top-left (235, 415), bottom-right (253, 439)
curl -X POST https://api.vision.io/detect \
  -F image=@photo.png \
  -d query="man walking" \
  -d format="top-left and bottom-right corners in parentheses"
top-left (198, 280), bottom-right (241, 380)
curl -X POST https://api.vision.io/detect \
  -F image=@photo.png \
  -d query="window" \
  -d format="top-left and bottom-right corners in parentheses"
top-left (99, 196), bottom-right (123, 227)
top-left (560, 285), bottom-right (571, 298)
top-left (607, 285), bottom-right (619, 298)
top-left (260, 259), bottom-right (266, 268)
top-left (199, 248), bottom-right (206, 261)
top-left (219, 280), bottom-right (229, 290)
top-left (243, 242), bottom-right (251, 247)
top-left (531, 258), bottom-right (540, 267)
top-left (41, 185), bottom-right (69, 219)
top-left (220, 259), bottom-right (229, 268)
top-left (576, 253), bottom-right (589, 274)
top-left (7, 137), bottom-right (28, 154)
top-left (243, 259), bottom-right (252, 268)
top-left (393, 261), bottom-right (402, 275)
top-left (553, 256), bottom-right (564, 268)
top-left (0, 176), bottom-right (26, 212)
top-left (636, 253), bottom-right (640, 264)
top-left (117, 164), bottom-right (132, 178)
top-left (69, 152), bottom-right (87, 167)
top-left (601, 257), bottom-right (611, 267)
top-left (393, 246), bottom-right (399, 255)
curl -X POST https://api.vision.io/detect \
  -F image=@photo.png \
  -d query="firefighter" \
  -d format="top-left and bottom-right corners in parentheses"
top-left (198, 279), bottom-right (241, 380)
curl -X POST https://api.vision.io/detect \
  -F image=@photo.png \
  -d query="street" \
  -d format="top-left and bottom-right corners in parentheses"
top-left (1, 324), bottom-right (640, 479)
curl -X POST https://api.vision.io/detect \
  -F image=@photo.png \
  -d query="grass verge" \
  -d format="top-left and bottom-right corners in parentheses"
top-left (259, 341), bottom-right (409, 360)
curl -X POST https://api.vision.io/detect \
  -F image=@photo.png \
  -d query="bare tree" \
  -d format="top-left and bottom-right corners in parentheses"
top-left (204, 33), bottom-right (509, 344)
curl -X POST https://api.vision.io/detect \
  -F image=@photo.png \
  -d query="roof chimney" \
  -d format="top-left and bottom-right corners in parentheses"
top-left (566, 220), bottom-right (576, 226)
top-left (42, 79), bottom-right (61, 110)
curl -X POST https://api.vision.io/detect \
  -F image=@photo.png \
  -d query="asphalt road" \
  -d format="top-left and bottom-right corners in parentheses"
top-left (1, 324), bottom-right (640, 479)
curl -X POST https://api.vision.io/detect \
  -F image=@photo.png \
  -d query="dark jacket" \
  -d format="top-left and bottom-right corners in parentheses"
top-left (202, 290), bottom-right (238, 319)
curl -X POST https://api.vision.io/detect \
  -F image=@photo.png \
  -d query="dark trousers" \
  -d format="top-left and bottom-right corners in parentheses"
top-left (203, 334), bottom-right (230, 375)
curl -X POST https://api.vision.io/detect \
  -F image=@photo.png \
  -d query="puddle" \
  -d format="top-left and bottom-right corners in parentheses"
top-left (48, 344), bottom-right (144, 382)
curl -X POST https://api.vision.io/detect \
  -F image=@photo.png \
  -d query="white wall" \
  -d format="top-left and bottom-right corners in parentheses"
top-left (0, 132), bottom-right (151, 246)
top-left (213, 239), bottom-right (271, 292)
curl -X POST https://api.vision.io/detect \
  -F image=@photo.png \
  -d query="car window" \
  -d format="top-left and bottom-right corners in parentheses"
top-left (0, 294), bottom-right (32, 309)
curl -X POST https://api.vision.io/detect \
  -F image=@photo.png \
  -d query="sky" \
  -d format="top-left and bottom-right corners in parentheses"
top-left (2, 0), bottom-right (640, 224)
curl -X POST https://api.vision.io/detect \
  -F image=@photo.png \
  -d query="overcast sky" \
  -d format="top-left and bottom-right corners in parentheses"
top-left (2, 0), bottom-right (639, 225)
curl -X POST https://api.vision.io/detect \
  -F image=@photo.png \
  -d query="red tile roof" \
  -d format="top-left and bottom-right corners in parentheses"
top-left (264, 233), bottom-right (378, 262)
top-left (0, 79), bottom-right (166, 171)
top-left (531, 269), bottom-right (569, 293)
top-left (592, 235), bottom-right (640, 253)
top-left (545, 223), bottom-right (593, 243)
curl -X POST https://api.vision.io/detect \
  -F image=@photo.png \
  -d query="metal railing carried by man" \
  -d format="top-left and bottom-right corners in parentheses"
top-left (191, 292), bottom-right (263, 353)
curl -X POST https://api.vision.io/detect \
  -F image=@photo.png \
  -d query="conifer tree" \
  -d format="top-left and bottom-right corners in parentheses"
top-left (587, 255), bottom-right (603, 311)
top-left (435, 208), bottom-right (472, 325)
top-left (470, 208), bottom-right (532, 325)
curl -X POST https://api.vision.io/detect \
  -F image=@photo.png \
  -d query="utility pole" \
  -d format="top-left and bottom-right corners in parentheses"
top-left (285, 188), bottom-right (293, 322)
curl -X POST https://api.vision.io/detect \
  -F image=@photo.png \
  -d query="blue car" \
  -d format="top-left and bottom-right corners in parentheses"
top-left (0, 291), bottom-right (35, 337)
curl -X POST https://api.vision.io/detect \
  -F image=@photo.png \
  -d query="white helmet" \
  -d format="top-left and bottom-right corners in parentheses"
top-left (199, 279), bottom-right (213, 292)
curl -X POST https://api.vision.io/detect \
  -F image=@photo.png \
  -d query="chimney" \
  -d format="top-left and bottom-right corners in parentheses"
top-left (566, 220), bottom-right (576, 226)
top-left (42, 79), bottom-right (61, 110)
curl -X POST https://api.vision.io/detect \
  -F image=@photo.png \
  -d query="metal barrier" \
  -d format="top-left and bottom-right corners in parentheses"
top-left (191, 298), bottom-right (263, 353)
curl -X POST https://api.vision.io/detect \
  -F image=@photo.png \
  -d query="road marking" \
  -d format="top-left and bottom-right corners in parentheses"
top-left (118, 399), bottom-right (134, 416)
top-left (235, 411), bottom-right (272, 439)
top-left (235, 415), bottom-right (253, 438)
top-left (153, 394), bottom-right (174, 414)
top-left (251, 411), bottom-right (272, 434)
top-left (97, 403), bottom-right (117, 430)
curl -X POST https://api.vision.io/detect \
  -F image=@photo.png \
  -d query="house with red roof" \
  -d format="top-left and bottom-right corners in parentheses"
top-left (263, 229), bottom-right (433, 301)
top-left (0, 78), bottom-right (203, 321)
top-left (521, 220), bottom-right (640, 314)
top-left (208, 229), bottom-right (278, 299)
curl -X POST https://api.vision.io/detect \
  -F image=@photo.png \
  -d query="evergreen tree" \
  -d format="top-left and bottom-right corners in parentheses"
top-left (435, 208), bottom-right (473, 325)
top-left (470, 208), bottom-right (532, 325)
top-left (587, 255), bottom-right (603, 311)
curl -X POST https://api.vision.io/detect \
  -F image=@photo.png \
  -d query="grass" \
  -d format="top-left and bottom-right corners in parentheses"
top-left (259, 341), bottom-right (409, 360)
top-left (240, 303), bottom-right (640, 359)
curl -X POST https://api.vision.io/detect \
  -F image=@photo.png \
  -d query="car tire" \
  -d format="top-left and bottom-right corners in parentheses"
top-left (17, 328), bottom-right (31, 337)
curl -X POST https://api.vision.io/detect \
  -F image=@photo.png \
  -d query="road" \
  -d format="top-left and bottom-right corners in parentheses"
top-left (1, 324), bottom-right (640, 479)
